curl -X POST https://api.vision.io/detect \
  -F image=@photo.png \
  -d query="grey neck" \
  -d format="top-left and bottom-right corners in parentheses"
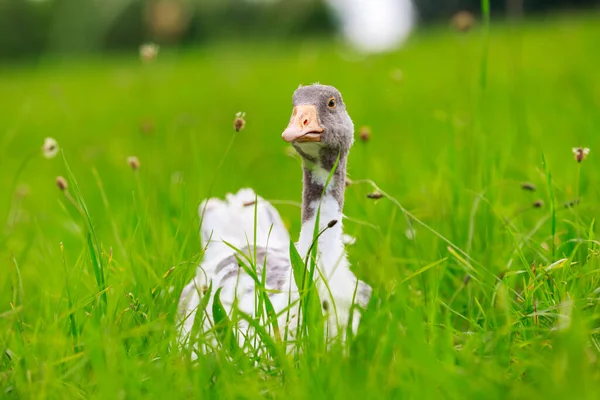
top-left (300, 149), bottom-right (347, 223)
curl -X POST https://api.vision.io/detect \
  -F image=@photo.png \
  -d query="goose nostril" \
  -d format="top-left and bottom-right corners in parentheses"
top-left (303, 119), bottom-right (309, 126)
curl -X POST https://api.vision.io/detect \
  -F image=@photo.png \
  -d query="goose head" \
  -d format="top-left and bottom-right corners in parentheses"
top-left (282, 84), bottom-right (354, 165)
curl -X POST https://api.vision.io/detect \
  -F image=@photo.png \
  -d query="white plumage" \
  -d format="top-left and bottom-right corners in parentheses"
top-left (177, 188), bottom-right (297, 352)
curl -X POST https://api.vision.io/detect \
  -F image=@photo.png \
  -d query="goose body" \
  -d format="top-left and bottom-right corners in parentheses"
top-left (177, 189), bottom-right (298, 351)
top-left (177, 84), bottom-right (371, 353)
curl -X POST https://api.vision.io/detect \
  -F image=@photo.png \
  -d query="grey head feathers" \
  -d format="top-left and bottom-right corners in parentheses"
top-left (291, 84), bottom-right (355, 158)
top-left (284, 84), bottom-right (355, 221)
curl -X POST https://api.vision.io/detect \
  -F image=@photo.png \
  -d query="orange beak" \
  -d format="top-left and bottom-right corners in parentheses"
top-left (282, 105), bottom-right (324, 143)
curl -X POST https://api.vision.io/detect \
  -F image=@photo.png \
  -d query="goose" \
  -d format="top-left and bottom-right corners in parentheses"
top-left (177, 84), bottom-right (371, 353)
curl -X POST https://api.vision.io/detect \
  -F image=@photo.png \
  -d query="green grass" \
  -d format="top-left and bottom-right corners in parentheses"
top-left (2, 12), bottom-right (600, 399)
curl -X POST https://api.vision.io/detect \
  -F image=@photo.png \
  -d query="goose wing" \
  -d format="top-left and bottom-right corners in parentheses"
top-left (199, 188), bottom-right (290, 260)
top-left (177, 189), bottom-right (296, 350)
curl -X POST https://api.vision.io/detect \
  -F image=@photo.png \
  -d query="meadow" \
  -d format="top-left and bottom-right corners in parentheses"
top-left (1, 12), bottom-right (600, 399)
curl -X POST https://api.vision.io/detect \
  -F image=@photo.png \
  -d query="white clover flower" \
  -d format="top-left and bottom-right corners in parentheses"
top-left (42, 137), bottom-right (59, 159)
top-left (139, 43), bottom-right (159, 62)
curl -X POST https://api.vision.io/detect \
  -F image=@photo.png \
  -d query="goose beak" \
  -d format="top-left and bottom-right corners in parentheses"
top-left (282, 105), bottom-right (324, 143)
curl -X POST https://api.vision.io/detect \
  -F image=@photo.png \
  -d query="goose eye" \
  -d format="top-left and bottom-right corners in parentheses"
top-left (327, 98), bottom-right (336, 108)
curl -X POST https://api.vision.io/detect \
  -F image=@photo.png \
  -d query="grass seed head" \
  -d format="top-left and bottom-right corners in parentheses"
top-left (140, 43), bottom-right (159, 62)
top-left (359, 126), bottom-right (371, 142)
top-left (42, 137), bottom-right (59, 159)
top-left (521, 182), bottom-right (536, 191)
top-left (451, 11), bottom-right (476, 32)
top-left (533, 199), bottom-right (544, 208)
top-left (463, 274), bottom-right (471, 285)
top-left (327, 219), bottom-right (338, 228)
top-left (367, 191), bottom-right (383, 199)
top-left (234, 111), bottom-right (246, 132)
top-left (572, 147), bottom-right (590, 163)
top-left (564, 198), bottom-right (579, 208)
top-left (127, 156), bottom-right (141, 170)
top-left (56, 176), bottom-right (68, 191)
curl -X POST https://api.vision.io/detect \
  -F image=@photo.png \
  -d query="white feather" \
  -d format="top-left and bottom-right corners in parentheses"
top-left (178, 188), bottom-right (296, 352)
top-left (177, 186), bottom-right (370, 354)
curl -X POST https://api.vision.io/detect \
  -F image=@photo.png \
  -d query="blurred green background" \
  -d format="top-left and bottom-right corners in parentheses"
top-left (2, 1), bottom-right (600, 399)
top-left (0, 0), bottom-right (598, 58)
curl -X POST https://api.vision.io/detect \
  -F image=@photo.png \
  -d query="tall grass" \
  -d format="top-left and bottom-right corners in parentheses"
top-left (1, 12), bottom-right (600, 399)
